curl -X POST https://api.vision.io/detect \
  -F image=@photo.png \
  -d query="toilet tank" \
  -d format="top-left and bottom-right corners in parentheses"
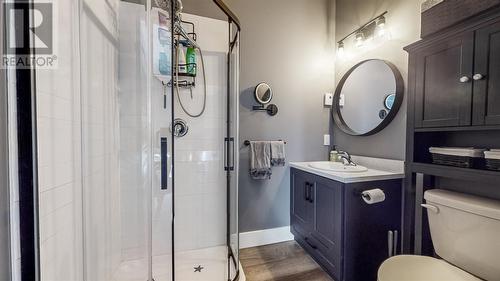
top-left (424, 189), bottom-right (500, 281)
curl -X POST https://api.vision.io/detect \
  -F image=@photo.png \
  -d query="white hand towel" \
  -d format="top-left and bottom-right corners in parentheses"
top-left (270, 141), bottom-right (286, 166)
top-left (249, 141), bottom-right (272, 180)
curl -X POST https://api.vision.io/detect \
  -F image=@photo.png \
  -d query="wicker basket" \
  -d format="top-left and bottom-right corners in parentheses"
top-left (429, 147), bottom-right (486, 169)
top-left (485, 150), bottom-right (500, 171)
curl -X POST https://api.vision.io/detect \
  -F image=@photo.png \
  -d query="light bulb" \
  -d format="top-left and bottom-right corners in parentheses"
top-left (337, 42), bottom-right (345, 57)
top-left (376, 16), bottom-right (386, 37)
top-left (355, 31), bottom-right (364, 47)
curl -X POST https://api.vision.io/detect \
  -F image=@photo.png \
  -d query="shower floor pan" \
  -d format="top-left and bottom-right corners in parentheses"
top-left (112, 246), bottom-right (241, 281)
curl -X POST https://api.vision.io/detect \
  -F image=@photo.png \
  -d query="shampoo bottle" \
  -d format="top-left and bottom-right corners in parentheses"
top-left (186, 46), bottom-right (197, 76)
top-left (177, 43), bottom-right (187, 75)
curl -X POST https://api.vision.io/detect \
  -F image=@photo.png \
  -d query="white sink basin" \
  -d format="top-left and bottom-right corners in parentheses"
top-left (308, 161), bottom-right (368, 173)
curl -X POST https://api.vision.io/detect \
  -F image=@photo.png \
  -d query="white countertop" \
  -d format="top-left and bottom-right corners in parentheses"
top-left (289, 156), bottom-right (405, 184)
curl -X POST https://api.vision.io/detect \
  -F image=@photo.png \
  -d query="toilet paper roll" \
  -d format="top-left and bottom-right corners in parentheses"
top-left (362, 188), bottom-right (386, 204)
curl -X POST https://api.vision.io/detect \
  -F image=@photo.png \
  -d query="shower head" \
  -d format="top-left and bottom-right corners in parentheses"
top-left (175, 0), bottom-right (183, 14)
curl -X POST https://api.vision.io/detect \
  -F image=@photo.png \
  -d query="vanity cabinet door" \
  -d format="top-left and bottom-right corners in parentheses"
top-left (414, 32), bottom-right (474, 128)
top-left (310, 176), bottom-right (343, 280)
top-left (291, 169), bottom-right (314, 235)
top-left (473, 21), bottom-right (500, 125)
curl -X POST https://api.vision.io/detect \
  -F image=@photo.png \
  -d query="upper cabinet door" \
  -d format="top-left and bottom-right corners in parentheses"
top-left (473, 21), bottom-right (500, 125)
top-left (415, 32), bottom-right (474, 128)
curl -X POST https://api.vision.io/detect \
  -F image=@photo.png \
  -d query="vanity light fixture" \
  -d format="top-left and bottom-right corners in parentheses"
top-left (337, 11), bottom-right (388, 52)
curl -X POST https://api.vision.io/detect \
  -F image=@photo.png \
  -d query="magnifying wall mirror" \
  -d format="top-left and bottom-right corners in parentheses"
top-left (253, 82), bottom-right (278, 116)
top-left (332, 59), bottom-right (404, 136)
top-left (254, 82), bottom-right (273, 104)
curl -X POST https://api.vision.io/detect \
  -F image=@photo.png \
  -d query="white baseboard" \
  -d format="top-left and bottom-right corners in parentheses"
top-left (239, 226), bottom-right (294, 249)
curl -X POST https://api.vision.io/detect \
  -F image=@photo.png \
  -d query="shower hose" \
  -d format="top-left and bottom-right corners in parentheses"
top-left (175, 42), bottom-right (207, 118)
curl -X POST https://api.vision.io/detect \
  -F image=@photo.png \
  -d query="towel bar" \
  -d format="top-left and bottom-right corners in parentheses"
top-left (243, 140), bottom-right (287, 146)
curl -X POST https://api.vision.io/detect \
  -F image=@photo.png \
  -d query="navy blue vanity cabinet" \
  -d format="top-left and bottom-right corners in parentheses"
top-left (290, 168), bottom-right (402, 281)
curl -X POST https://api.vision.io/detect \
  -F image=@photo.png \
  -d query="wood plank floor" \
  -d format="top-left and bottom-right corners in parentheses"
top-left (240, 241), bottom-right (333, 281)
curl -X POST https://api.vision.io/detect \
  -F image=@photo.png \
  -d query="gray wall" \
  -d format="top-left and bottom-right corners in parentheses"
top-left (226, 0), bottom-right (335, 232)
top-left (1, 0), bottom-right (11, 275)
top-left (333, 0), bottom-right (421, 160)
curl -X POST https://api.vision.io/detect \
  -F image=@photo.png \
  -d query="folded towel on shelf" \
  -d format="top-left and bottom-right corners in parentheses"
top-left (270, 141), bottom-right (286, 166)
top-left (249, 141), bottom-right (272, 180)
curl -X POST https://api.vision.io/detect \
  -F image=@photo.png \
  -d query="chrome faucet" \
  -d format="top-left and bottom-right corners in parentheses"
top-left (338, 151), bottom-right (356, 166)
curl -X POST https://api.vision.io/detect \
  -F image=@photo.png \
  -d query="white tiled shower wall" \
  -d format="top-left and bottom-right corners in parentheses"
top-left (118, 2), bottom-right (158, 261)
top-left (80, 0), bottom-right (122, 279)
top-left (34, 0), bottom-right (122, 280)
top-left (35, 0), bottom-right (83, 280)
top-left (173, 14), bottom-right (229, 252)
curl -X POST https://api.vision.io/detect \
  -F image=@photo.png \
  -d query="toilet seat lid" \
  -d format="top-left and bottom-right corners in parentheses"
top-left (378, 255), bottom-right (482, 281)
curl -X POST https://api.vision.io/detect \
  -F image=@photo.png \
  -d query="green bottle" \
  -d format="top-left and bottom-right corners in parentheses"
top-left (186, 46), bottom-right (197, 76)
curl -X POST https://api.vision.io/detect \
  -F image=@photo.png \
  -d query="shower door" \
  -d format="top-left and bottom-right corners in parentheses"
top-left (80, 0), bottom-right (174, 281)
top-left (227, 20), bottom-right (240, 281)
top-left (171, 5), bottom-right (240, 280)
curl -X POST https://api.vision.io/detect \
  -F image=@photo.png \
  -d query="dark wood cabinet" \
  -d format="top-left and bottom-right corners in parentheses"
top-left (473, 21), bottom-right (500, 125)
top-left (415, 32), bottom-right (474, 128)
top-left (404, 5), bottom-right (500, 255)
top-left (413, 15), bottom-right (500, 129)
top-left (290, 168), bottom-right (402, 281)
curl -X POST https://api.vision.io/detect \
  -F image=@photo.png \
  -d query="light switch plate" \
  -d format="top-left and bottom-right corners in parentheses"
top-left (324, 93), bottom-right (334, 106)
top-left (323, 134), bottom-right (330, 146)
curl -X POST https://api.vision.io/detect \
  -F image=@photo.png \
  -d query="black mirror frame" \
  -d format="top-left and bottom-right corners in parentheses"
top-left (332, 59), bottom-right (404, 136)
top-left (254, 82), bottom-right (273, 105)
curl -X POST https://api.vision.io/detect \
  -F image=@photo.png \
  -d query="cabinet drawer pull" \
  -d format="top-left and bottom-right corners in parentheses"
top-left (459, 76), bottom-right (470, 83)
top-left (473, 73), bottom-right (485, 81)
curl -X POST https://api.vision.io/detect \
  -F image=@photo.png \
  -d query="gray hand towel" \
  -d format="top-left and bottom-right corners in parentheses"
top-left (249, 141), bottom-right (272, 180)
top-left (270, 141), bottom-right (286, 166)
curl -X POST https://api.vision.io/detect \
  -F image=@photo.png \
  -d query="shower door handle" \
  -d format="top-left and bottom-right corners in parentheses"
top-left (225, 137), bottom-right (235, 171)
top-left (229, 137), bottom-right (235, 171)
top-left (161, 137), bottom-right (168, 190)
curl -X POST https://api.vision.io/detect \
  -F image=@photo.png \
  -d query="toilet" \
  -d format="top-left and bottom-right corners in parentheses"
top-left (378, 189), bottom-right (500, 281)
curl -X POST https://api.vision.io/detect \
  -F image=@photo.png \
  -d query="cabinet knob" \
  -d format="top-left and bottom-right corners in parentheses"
top-left (473, 74), bottom-right (485, 81)
top-left (459, 76), bottom-right (470, 83)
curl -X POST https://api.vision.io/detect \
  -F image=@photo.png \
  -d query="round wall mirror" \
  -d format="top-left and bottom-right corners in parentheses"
top-left (332, 59), bottom-right (404, 136)
top-left (254, 82), bottom-right (273, 104)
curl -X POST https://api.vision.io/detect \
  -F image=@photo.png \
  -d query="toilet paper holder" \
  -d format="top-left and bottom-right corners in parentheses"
top-left (354, 188), bottom-right (386, 204)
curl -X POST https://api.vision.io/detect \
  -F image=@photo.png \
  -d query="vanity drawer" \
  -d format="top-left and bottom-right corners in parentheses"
top-left (297, 234), bottom-right (342, 281)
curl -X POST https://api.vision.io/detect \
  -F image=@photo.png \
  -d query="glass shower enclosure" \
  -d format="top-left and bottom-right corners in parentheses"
top-left (6, 0), bottom-right (240, 280)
